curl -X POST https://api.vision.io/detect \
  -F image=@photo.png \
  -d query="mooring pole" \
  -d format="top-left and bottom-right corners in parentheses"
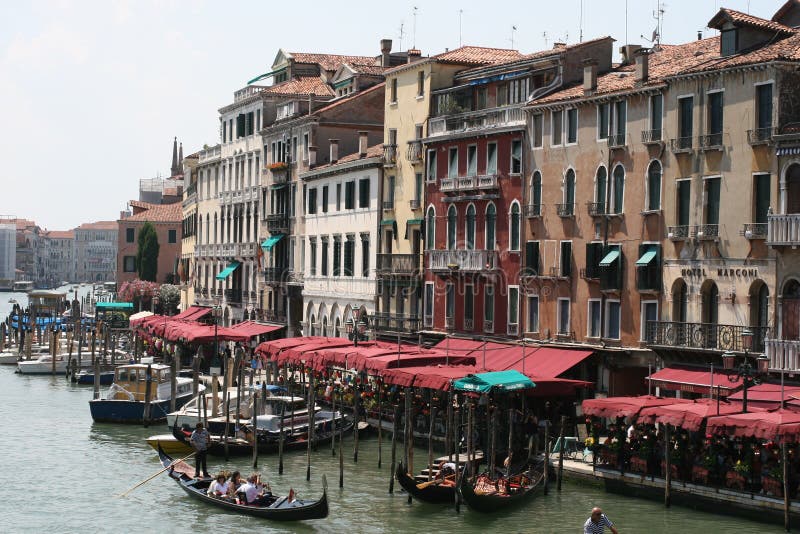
top-left (389, 403), bottom-right (399, 494)
top-left (278, 402), bottom-right (285, 475)
top-left (557, 414), bottom-right (566, 491)
top-left (377, 381), bottom-right (383, 469)
top-left (664, 423), bottom-right (672, 508)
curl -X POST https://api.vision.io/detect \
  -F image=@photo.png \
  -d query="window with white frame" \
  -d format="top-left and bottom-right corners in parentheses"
top-left (509, 201), bottom-right (520, 251)
top-left (448, 147), bottom-right (458, 178)
top-left (641, 300), bottom-right (658, 341)
top-left (557, 298), bottom-right (570, 335)
top-left (566, 108), bottom-right (578, 144)
top-left (427, 149), bottom-right (437, 182)
top-left (587, 299), bottom-right (601, 338)
top-left (484, 284), bottom-right (495, 332)
top-left (508, 286), bottom-right (519, 333)
top-left (487, 142), bottom-right (498, 174)
top-left (532, 114), bottom-right (544, 148)
top-left (646, 160), bottom-right (662, 211)
top-left (613, 100), bottom-right (627, 140)
top-left (605, 299), bottom-right (621, 339)
top-left (597, 102), bottom-right (610, 140)
top-left (467, 145), bottom-right (477, 177)
top-left (510, 139), bottom-right (522, 174)
top-left (527, 295), bottom-right (539, 333)
top-left (447, 205), bottom-right (457, 250)
top-left (552, 110), bottom-right (563, 146)
top-left (485, 202), bottom-right (497, 250)
top-left (425, 205), bottom-right (436, 250)
top-left (465, 284), bottom-right (474, 329)
top-left (611, 164), bottom-right (625, 214)
top-left (465, 204), bottom-right (476, 250)
top-left (445, 283), bottom-right (455, 325)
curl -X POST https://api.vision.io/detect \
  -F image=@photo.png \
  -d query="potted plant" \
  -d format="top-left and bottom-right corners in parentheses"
top-left (726, 460), bottom-right (749, 490)
top-left (268, 161), bottom-right (288, 171)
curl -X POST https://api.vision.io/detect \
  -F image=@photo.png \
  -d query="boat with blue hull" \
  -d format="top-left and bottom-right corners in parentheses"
top-left (89, 363), bottom-right (202, 424)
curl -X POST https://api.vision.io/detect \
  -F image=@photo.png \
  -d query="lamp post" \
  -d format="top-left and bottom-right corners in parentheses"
top-left (346, 307), bottom-right (367, 347)
top-left (722, 328), bottom-right (769, 413)
top-left (212, 296), bottom-right (222, 365)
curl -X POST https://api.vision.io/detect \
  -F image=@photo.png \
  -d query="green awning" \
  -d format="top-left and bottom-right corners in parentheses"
top-left (407, 218), bottom-right (423, 225)
top-left (216, 261), bottom-right (241, 280)
top-left (247, 67), bottom-right (286, 85)
top-left (453, 370), bottom-right (536, 393)
top-left (599, 249), bottom-right (620, 267)
top-left (380, 219), bottom-right (396, 226)
top-left (96, 302), bottom-right (134, 310)
top-left (636, 249), bottom-right (657, 266)
top-left (261, 234), bottom-right (285, 252)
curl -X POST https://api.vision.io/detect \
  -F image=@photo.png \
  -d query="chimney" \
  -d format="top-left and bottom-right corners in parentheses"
top-left (553, 42), bottom-right (566, 49)
top-left (583, 59), bottom-right (598, 95)
top-left (358, 131), bottom-right (369, 157)
top-left (329, 139), bottom-right (339, 164)
top-left (619, 44), bottom-right (642, 65)
top-left (380, 39), bottom-right (392, 68)
top-left (635, 49), bottom-right (650, 84)
top-left (407, 48), bottom-right (422, 63)
top-left (308, 145), bottom-right (318, 166)
top-left (697, 31), bottom-right (702, 41)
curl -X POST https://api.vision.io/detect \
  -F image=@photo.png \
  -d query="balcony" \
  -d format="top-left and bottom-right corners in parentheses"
top-left (236, 243), bottom-right (257, 258)
top-left (264, 267), bottom-right (288, 285)
top-left (409, 199), bottom-right (421, 210)
top-left (224, 288), bottom-right (242, 304)
top-left (270, 168), bottom-right (290, 185)
top-left (484, 319), bottom-right (494, 334)
top-left (670, 136), bottom-right (693, 153)
top-left (464, 318), bottom-right (474, 331)
top-left (700, 133), bottom-right (723, 151)
top-left (383, 144), bottom-right (398, 166)
top-left (220, 243), bottom-right (236, 257)
top-left (668, 225), bottom-right (690, 241)
top-left (741, 223), bottom-right (768, 240)
top-left (748, 127), bottom-right (776, 145)
top-left (266, 214), bottom-right (289, 234)
top-left (198, 145), bottom-right (221, 163)
top-left (427, 105), bottom-right (526, 138)
top-left (428, 249), bottom-right (498, 273)
top-left (376, 253), bottom-right (421, 277)
top-left (524, 204), bottom-right (542, 218)
top-left (406, 140), bottom-right (423, 163)
top-left (641, 129), bottom-right (663, 145)
top-left (694, 224), bottom-right (720, 241)
top-left (508, 324), bottom-right (519, 336)
top-left (440, 178), bottom-right (456, 192)
top-left (607, 133), bottom-right (626, 149)
top-left (445, 316), bottom-right (455, 330)
top-left (457, 176), bottom-right (477, 190)
top-left (477, 174), bottom-right (499, 190)
top-left (556, 203), bottom-right (574, 218)
top-left (768, 213), bottom-right (800, 246)
top-left (382, 201), bottom-right (394, 211)
top-left (372, 313), bottom-right (421, 334)
top-left (645, 321), bottom-right (768, 353)
top-left (587, 202), bottom-right (605, 217)
top-left (765, 339), bottom-right (800, 371)
top-left (262, 310), bottom-right (287, 325)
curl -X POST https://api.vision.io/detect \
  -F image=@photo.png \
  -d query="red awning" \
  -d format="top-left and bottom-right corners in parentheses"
top-left (727, 383), bottom-right (800, 410)
top-left (361, 350), bottom-right (474, 372)
top-left (229, 320), bottom-right (283, 338)
top-left (582, 395), bottom-right (693, 418)
top-left (432, 338), bottom-right (485, 356)
top-left (162, 321), bottom-right (248, 343)
top-left (506, 347), bottom-right (593, 378)
top-left (380, 365), bottom-right (477, 391)
top-left (707, 410), bottom-right (800, 442)
top-left (255, 337), bottom-right (317, 359)
top-left (523, 376), bottom-right (593, 397)
top-left (637, 399), bottom-right (747, 431)
top-left (646, 366), bottom-right (744, 396)
top-left (172, 305), bottom-right (212, 321)
top-left (279, 339), bottom-right (355, 366)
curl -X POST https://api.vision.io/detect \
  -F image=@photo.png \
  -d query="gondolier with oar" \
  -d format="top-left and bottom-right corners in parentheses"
top-left (583, 507), bottom-right (618, 534)
top-left (190, 422), bottom-right (211, 478)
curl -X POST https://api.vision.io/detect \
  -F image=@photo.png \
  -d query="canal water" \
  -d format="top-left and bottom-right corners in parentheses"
top-left (0, 287), bottom-right (784, 532)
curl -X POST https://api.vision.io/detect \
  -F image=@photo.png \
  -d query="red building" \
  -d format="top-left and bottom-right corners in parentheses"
top-left (422, 39), bottom-right (613, 339)
top-left (117, 201), bottom-right (182, 285)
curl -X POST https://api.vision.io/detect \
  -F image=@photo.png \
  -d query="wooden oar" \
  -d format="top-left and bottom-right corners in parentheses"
top-left (118, 451), bottom-right (196, 498)
top-left (417, 474), bottom-right (454, 489)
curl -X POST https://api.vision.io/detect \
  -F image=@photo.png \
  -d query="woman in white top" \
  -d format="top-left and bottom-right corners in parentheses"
top-left (207, 473), bottom-right (230, 496)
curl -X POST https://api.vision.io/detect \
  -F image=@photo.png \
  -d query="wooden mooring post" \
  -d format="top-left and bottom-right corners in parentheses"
top-left (377, 382), bottom-right (383, 469)
top-left (557, 415), bottom-right (566, 491)
top-left (543, 421), bottom-right (550, 495)
top-left (278, 402), bottom-right (285, 475)
top-left (389, 403), bottom-right (399, 494)
top-left (339, 388), bottom-right (344, 489)
top-left (664, 423), bottom-right (671, 508)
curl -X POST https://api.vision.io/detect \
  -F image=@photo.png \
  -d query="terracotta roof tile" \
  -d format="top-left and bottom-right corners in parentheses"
top-left (773, 0), bottom-right (799, 23)
top-left (45, 230), bottom-right (74, 239)
top-left (432, 46), bottom-right (523, 65)
top-left (77, 221), bottom-right (118, 231)
top-left (710, 8), bottom-right (795, 34)
top-left (122, 201), bottom-right (182, 223)
top-left (263, 76), bottom-right (334, 97)
top-left (310, 82), bottom-right (384, 115)
top-left (289, 52), bottom-right (377, 72)
top-left (306, 144), bottom-right (383, 172)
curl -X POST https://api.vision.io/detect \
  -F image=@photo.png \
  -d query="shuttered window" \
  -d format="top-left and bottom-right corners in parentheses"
top-left (755, 174), bottom-right (770, 224)
top-left (358, 178), bottom-right (370, 208)
top-left (678, 180), bottom-right (691, 226)
top-left (525, 241), bottom-right (539, 275)
top-left (344, 236), bottom-right (354, 277)
top-left (705, 177), bottom-right (721, 225)
top-left (345, 181), bottom-right (355, 209)
top-left (560, 241), bottom-right (572, 278)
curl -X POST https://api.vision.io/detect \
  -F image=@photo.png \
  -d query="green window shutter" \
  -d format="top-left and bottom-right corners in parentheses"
top-left (585, 242), bottom-right (597, 278)
top-left (345, 181), bottom-right (355, 209)
top-left (706, 178), bottom-right (720, 225)
top-left (525, 241), bottom-right (536, 273)
top-left (359, 178), bottom-right (370, 208)
top-left (561, 242), bottom-right (572, 277)
top-left (333, 239), bottom-right (341, 276)
top-left (678, 181), bottom-right (691, 226)
top-left (755, 174), bottom-right (770, 224)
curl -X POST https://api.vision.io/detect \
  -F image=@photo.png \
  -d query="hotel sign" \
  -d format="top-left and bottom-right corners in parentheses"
top-left (680, 267), bottom-right (759, 278)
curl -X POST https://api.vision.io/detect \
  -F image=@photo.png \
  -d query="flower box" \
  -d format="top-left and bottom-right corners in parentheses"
top-left (762, 475), bottom-right (784, 497)
top-left (691, 465), bottom-right (709, 485)
top-left (725, 471), bottom-right (747, 490)
top-left (268, 162), bottom-right (289, 171)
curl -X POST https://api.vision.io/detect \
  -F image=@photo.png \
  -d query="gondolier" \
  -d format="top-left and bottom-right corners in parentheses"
top-left (190, 422), bottom-right (210, 478)
top-left (583, 508), bottom-right (618, 534)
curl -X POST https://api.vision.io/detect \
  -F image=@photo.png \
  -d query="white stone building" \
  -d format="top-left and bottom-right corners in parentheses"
top-left (74, 221), bottom-right (118, 283)
top-left (0, 222), bottom-right (15, 286)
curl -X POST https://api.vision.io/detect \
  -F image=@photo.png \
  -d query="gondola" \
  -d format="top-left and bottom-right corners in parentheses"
top-left (458, 461), bottom-right (545, 513)
top-left (157, 445), bottom-right (329, 521)
top-left (395, 461), bottom-right (458, 504)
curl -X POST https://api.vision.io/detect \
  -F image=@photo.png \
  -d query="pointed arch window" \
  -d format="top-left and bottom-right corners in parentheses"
top-left (465, 204), bottom-right (476, 250)
top-left (485, 203), bottom-right (497, 250)
top-left (425, 206), bottom-right (436, 250)
top-left (509, 201), bottom-right (520, 251)
top-left (530, 171), bottom-right (542, 216)
top-left (647, 160), bottom-right (662, 211)
top-left (595, 166), bottom-right (607, 213)
top-left (612, 165), bottom-right (625, 214)
top-left (447, 205), bottom-right (457, 249)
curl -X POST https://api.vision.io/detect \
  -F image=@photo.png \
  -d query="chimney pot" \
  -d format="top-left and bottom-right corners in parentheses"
top-left (380, 39), bottom-right (392, 68)
top-left (358, 131), bottom-right (369, 157)
top-left (583, 59), bottom-right (598, 94)
top-left (406, 48), bottom-right (422, 64)
top-left (329, 139), bottom-right (339, 164)
top-left (308, 145), bottom-right (318, 166)
top-left (635, 49), bottom-right (650, 83)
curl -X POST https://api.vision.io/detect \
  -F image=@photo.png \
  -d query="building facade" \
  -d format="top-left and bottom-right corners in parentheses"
top-left (0, 221), bottom-right (15, 288)
top-left (117, 201), bottom-right (182, 285)
top-left (299, 142), bottom-right (383, 336)
top-left (42, 230), bottom-right (76, 286)
top-left (74, 221), bottom-right (118, 283)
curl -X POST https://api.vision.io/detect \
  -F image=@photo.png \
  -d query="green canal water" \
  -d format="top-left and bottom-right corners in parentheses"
top-left (1, 364), bottom-right (784, 534)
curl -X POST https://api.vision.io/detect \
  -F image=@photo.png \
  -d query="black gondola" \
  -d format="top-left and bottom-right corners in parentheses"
top-left (157, 445), bottom-right (329, 521)
top-left (395, 461), bottom-right (458, 504)
top-left (458, 461), bottom-right (545, 513)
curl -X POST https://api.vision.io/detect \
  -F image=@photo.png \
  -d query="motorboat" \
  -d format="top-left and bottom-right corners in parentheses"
top-left (166, 383), bottom-right (286, 429)
top-left (89, 363), bottom-right (203, 424)
top-left (16, 353), bottom-right (94, 375)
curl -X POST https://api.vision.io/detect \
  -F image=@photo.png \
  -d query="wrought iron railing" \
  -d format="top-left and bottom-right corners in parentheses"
top-left (747, 127), bottom-right (776, 145)
top-left (645, 321), bottom-right (768, 353)
top-left (587, 202), bottom-right (605, 217)
top-left (607, 133), bottom-right (626, 148)
top-left (266, 214), bottom-right (289, 233)
top-left (694, 224), bottom-right (720, 240)
top-left (372, 313), bottom-right (421, 334)
top-left (700, 133), bottom-right (723, 150)
top-left (641, 129), bottom-right (663, 144)
top-left (670, 136), bottom-right (693, 152)
top-left (556, 203), bottom-right (574, 217)
top-left (224, 289), bottom-right (242, 304)
top-left (524, 203), bottom-right (542, 218)
top-left (668, 225), bottom-right (690, 240)
top-left (741, 223), bottom-right (768, 239)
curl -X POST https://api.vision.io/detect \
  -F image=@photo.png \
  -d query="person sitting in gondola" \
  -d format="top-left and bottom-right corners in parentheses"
top-left (437, 460), bottom-right (457, 483)
top-left (238, 473), bottom-right (272, 506)
top-left (207, 473), bottom-right (230, 497)
top-left (228, 471), bottom-right (244, 499)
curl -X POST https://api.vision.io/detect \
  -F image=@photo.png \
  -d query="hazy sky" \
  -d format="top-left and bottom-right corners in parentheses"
top-left (0, 0), bottom-right (777, 230)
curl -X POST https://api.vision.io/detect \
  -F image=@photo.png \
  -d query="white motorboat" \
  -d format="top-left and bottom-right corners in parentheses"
top-left (16, 353), bottom-right (95, 374)
top-left (0, 345), bottom-right (52, 365)
top-left (166, 383), bottom-right (286, 428)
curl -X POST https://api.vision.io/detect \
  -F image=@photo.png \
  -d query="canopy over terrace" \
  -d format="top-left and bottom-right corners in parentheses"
top-left (228, 320), bottom-right (283, 338)
top-left (637, 399), bottom-right (747, 432)
top-left (727, 383), bottom-right (800, 411)
top-left (277, 339), bottom-right (356, 366)
top-left (162, 321), bottom-right (248, 344)
top-left (582, 395), bottom-right (693, 419)
top-left (646, 366), bottom-right (745, 397)
top-left (706, 410), bottom-right (800, 442)
top-left (381, 364), bottom-right (479, 391)
top-left (171, 305), bottom-right (211, 321)
top-left (255, 337), bottom-right (317, 360)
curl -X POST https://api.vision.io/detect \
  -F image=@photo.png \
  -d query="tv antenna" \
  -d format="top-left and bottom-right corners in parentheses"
top-left (510, 25), bottom-right (517, 49)
top-left (542, 31), bottom-right (548, 48)
top-left (398, 22), bottom-right (405, 51)
top-left (459, 9), bottom-right (463, 47)
top-left (579, 0), bottom-right (584, 43)
top-left (641, 1), bottom-right (665, 49)
top-left (413, 6), bottom-right (418, 49)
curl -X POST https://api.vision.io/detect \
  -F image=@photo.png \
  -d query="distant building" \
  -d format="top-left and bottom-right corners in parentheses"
top-left (42, 230), bottom-right (76, 286)
top-left (12, 219), bottom-right (44, 285)
top-left (117, 201), bottom-right (182, 285)
top-left (138, 137), bottom-right (185, 205)
top-left (0, 222), bottom-right (15, 288)
top-left (75, 221), bottom-right (118, 283)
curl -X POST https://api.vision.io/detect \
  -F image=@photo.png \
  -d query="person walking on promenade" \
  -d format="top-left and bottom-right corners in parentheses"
top-left (190, 422), bottom-right (211, 478)
top-left (583, 507), bottom-right (618, 534)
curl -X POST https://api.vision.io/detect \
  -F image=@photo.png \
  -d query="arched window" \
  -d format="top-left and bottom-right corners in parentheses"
top-left (595, 166), bottom-right (607, 213)
top-left (530, 171), bottom-right (542, 216)
top-left (509, 201), bottom-right (520, 251)
top-left (309, 314), bottom-right (316, 336)
top-left (672, 279), bottom-right (688, 323)
top-left (788, 164), bottom-right (800, 214)
top-left (647, 160), bottom-right (662, 211)
top-left (322, 317), bottom-right (328, 337)
top-left (425, 206), bottom-right (436, 250)
top-left (213, 213), bottom-right (218, 243)
top-left (485, 203), bottom-right (497, 250)
top-left (782, 280), bottom-right (800, 340)
top-left (465, 204), bottom-right (476, 250)
top-left (447, 205), bottom-right (457, 250)
top-left (564, 169), bottom-right (575, 215)
top-left (611, 165), bottom-right (625, 214)
top-left (750, 281), bottom-right (769, 333)
top-left (701, 281), bottom-right (719, 324)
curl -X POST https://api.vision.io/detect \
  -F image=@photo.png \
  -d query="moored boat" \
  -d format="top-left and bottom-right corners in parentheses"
top-left (458, 461), bottom-right (546, 513)
top-left (145, 434), bottom-right (193, 455)
top-left (89, 363), bottom-right (202, 424)
top-left (158, 445), bottom-right (329, 521)
top-left (16, 353), bottom-right (94, 374)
